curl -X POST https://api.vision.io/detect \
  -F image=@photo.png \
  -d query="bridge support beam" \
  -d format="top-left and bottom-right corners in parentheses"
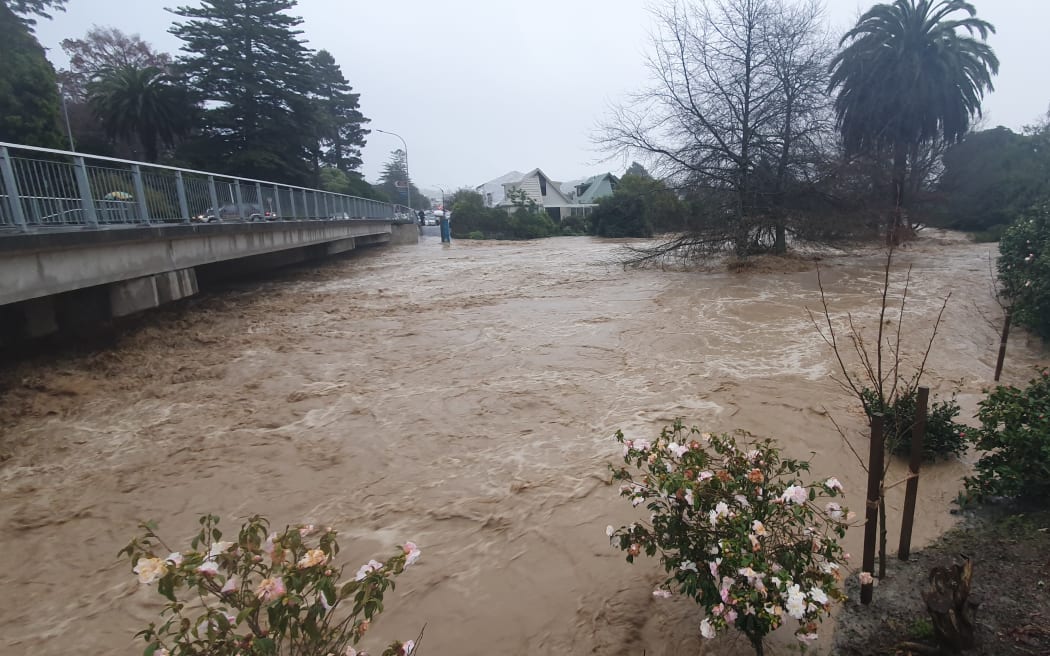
top-left (109, 268), bottom-right (199, 318)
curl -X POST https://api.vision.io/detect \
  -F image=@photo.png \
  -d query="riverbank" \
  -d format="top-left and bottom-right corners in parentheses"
top-left (834, 506), bottom-right (1050, 655)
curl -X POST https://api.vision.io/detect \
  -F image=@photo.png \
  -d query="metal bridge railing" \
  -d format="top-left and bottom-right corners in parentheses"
top-left (0, 142), bottom-right (409, 232)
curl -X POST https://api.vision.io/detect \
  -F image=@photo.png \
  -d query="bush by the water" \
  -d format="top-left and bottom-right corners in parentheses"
top-left (965, 371), bottom-right (1050, 502)
top-left (998, 204), bottom-right (1050, 339)
top-left (448, 189), bottom-right (557, 240)
top-left (860, 388), bottom-right (968, 460)
top-left (121, 514), bottom-right (420, 656)
top-left (608, 420), bottom-right (850, 654)
top-left (590, 174), bottom-right (685, 238)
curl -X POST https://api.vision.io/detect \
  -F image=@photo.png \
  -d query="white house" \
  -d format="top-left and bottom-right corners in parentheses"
top-left (476, 168), bottom-right (596, 221)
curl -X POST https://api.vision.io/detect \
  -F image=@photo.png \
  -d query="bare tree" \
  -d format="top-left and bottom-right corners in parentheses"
top-left (599, 0), bottom-right (836, 261)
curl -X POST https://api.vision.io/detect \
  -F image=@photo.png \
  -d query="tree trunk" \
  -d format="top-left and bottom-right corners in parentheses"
top-left (922, 558), bottom-right (978, 651)
top-left (774, 219), bottom-right (786, 254)
top-left (889, 141), bottom-right (908, 245)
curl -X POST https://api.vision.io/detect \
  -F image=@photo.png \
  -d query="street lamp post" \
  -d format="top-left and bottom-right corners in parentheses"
top-left (374, 128), bottom-right (411, 212)
top-left (58, 83), bottom-right (75, 152)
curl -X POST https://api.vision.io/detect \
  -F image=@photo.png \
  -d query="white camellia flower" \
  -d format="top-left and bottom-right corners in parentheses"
top-left (785, 583), bottom-right (807, 619)
top-left (780, 484), bottom-right (808, 505)
top-left (221, 575), bottom-right (239, 594)
top-left (825, 501), bottom-right (844, 520)
top-left (165, 552), bottom-right (184, 566)
top-left (208, 541), bottom-right (235, 558)
top-left (652, 589), bottom-right (673, 599)
top-left (133, 557), bottom-right (168, 585)
top-left (824, 477), bottom-right (844, 492)
top-left (700, 618), bottom-right (716, 639)
top-left (809, 586), bottom-right (828, 605)
top-left (606, 525), bottom-right (615, 537)
top-left (197, 560), bottom-right (220, 576)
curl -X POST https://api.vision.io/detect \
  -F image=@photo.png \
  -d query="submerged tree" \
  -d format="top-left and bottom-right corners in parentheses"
top-left (828, 0), bottom-right (998, 242)
top-left (600, 0), bottom-right (834, 261)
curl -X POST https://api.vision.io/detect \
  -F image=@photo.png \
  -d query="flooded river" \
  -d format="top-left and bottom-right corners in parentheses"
top-left (0, 231), bottom-right (1044, 655)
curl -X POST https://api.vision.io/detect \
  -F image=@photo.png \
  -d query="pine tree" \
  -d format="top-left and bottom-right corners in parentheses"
top-left (169, 0), bottom-right (316, 184)
top-left (0, 1), bottom-right (64, 148)
top-left (309, 50), bottom-right (369, 175)
top-left (376, 149), bottom-right (428, 210)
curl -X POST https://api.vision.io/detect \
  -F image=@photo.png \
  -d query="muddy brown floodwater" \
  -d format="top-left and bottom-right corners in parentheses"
top-left (0, 231), bottom-right (1046, 656)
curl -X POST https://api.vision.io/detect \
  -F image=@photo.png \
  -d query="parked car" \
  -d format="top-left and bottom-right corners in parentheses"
top-left (193, 203), bottom-right (277, 223)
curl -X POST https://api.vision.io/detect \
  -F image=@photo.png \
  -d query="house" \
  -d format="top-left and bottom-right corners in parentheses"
top-left (476, 168), bottom-right (605, 221)
top-left (475, 171), bottom-right (523, 208)
top-left (573, 173), bottom-right (619, 204)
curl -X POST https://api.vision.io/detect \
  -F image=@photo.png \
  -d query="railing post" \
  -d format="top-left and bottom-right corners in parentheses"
top-left (234, 181), bottom-right (245, 221)
top-left (273, 185), bottom-right (283, 220)
top-left (131, 164), bottom-right (150, 224)
top-left (256, 182), bottom-right (264, 217)
top-left (302, 189), bottom-right (309, 219)
top-left (175, 171), bottom-right (190, 223)
top-left (323, 192), bottom-right (331, 219)
top-left (73, 155), bottom-right (99, 228)
top-left (208, 176), bottom-right (220, 221)
top-left (289, 188), bottom-right (298, 219)
top-left (0, 146), bottom-right (28, 231)
top-left (313, 191), bottom-right (320, 219)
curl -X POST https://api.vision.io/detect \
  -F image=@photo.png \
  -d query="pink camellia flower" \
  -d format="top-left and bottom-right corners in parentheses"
top-left (155, 649), bottom-right (170, 656)
top-left (797, 632), bottom-right (819, 644)
top-left (859, 572), bottom-right (874, 586)
top-left (400, 639), bottom-right (415, 655)
top-left (344, 647), bottom-right (358, 656)
top-left (824, 477), bottom-right (844, 492)
top-left (299, 524), bottom-right (317, 537)
top-left (652, 589), bottom-right (673, 599)
top-left (255, 576), bottom-right (287, 603)
top-left (197, 560), bottom-right (220, 577)
top-left (825, 502), bottom-right (844, 520)
top-left (221, 575), bottom-right (240, 594)
top-left (354, 559), bottom-right (385, 581)
top-left (165, 552), bottom-right (184, 567)
top-left (698, 470), bottom-right (714, 481)
top-left (208, 541), bottom-right (235, 558)
top-left (297, 548), bottom-right (328, 569)
top-left (751, 520), bottom-right (767, 536)
top-left (133, 557), bottom-right (168, 585)
top-left (403, 542), bottom-right (422, 567)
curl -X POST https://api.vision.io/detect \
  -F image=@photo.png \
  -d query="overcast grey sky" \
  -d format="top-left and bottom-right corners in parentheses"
top-left (34, 0), bottom-right (1050, 192)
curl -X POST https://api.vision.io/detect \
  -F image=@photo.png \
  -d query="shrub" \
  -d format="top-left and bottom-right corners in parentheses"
top-left (965, 371), bottom-right (1050, 502)
top-left (120, 514), bottom-right (420, 656)
top-left (467, 230), bottom-right (485, 240)
top-left (507, 207), bottom-right (557, 239)
top-left (559, 213), bottom-right (591, 236)
top-left (998, 204), bottom-right (1050, 339)
top-left (608, 420), bottom-right (851, 655)
top-left (860, 388), bottom-right (968, 460)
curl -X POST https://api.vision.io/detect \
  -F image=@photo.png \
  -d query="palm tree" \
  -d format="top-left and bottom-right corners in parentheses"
top-left (88, 65), bottom-right (192, 162)
top-left (828, 0), bottom-right (998, 239)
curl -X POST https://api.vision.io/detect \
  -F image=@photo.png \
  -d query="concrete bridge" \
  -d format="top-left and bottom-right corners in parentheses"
top-left (0, 142), bottom-right (418, 343)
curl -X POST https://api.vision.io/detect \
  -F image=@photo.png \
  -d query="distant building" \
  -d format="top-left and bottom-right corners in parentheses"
top-left (475, 168), bottom-right (618, 221)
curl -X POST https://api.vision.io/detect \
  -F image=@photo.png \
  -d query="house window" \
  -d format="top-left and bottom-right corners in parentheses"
top-left (538, 175), bottom-right (547, 197)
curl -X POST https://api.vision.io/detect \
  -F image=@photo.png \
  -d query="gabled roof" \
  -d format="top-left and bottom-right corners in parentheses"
top-left (501, 168), bottom-right (575, 206)
top-left (475, 170), bottom-right (523, 206)
top-left (575, 173), bottom-right (620, 204)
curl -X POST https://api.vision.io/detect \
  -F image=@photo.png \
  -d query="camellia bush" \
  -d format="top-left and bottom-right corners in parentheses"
top-left (965, 371), bottom-right (1050, 501)
top-left (608, 420), bottom-right (852, 655)
top-left (998, 204), bottom-right (1050, 339)
top-left (120, 514), bottom-right (420, 656)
